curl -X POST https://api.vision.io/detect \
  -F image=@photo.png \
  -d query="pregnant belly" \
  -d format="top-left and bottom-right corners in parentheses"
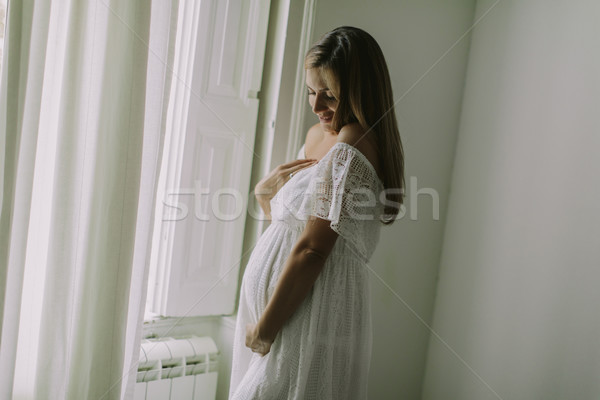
top-left (241, 222), bottom-right (300, 315)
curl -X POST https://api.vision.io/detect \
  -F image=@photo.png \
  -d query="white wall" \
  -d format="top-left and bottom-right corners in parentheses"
top-left (422, 0), bottom-right (600, 399)
top-left (301, 1), bottom-right (476, 398)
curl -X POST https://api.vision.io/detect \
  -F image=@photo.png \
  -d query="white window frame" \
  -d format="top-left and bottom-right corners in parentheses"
top-left (145, 0), bottom-right (317, 320)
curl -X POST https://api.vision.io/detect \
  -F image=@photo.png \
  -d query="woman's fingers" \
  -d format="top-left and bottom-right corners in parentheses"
top-left (280, 158), bottom-right (317, 169)
top-left (245, 323), bottom-right (272, 356)
top-left (283, 159), bottom-right (318, 178)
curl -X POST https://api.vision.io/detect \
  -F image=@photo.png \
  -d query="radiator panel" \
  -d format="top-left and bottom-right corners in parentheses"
top-left (134, 336), bottom-right (219, 400)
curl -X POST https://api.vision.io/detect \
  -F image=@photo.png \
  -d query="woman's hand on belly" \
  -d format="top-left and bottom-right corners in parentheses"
top-left (245, 323), bottom-right (274, 356)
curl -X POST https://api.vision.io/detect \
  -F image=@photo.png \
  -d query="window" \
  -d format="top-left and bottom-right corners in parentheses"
top-left (144, 0), bottom-right (271, 318)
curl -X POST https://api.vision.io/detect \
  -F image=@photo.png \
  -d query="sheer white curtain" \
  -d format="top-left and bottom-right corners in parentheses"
top-left (0, 0), bottom-right (178, 398)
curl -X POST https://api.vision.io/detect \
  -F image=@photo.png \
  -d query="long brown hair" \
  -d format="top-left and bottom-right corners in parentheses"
top-left (305, 26), bottom-right (405, 224)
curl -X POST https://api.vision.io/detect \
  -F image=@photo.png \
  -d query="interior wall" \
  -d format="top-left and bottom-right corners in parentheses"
top-left (422, 0), bottom-right (600, 399)
top-left (301, 1), bottom-right (476, 398)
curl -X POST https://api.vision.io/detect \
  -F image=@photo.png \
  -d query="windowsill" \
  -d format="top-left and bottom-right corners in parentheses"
top-left (142, 313), bottom-right (237, 339)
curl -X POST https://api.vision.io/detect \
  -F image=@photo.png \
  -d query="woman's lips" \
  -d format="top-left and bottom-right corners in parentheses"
top-left (319, 115), bottom-right (333, 123)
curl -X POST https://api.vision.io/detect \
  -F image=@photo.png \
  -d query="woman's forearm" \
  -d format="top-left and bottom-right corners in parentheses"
top-left (257, 246), bottom-right (327, 342)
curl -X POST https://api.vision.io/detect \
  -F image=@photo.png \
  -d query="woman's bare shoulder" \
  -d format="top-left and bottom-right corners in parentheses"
top-left (337, 123), bottom-right (382, 177)
top-left (337, 123), bottom-right (375, 154)
top-left (337, 123), bottom-right (365, 144)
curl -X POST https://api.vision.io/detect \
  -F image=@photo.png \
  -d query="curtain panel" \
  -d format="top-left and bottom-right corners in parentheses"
top-left (0, 0), bottom-right (178, 398)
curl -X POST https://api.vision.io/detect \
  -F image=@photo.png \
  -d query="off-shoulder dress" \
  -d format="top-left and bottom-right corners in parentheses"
top-left (229, 142), bottom-right (385, 400)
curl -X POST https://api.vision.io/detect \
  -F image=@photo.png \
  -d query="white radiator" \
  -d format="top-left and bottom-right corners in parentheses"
top-left (134, 336), bottom-right (219, 400)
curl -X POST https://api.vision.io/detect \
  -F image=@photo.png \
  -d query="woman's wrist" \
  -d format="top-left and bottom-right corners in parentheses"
top-left (257, 319), bottom-right (277, 343)
top-left (254, 186), bottom-right (273, 215)
top-left (255, 197), bottom-right (272, 219)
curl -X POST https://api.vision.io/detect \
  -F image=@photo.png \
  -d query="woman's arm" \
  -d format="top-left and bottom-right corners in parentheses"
top-left (245, 217), bottom-right (338, 355)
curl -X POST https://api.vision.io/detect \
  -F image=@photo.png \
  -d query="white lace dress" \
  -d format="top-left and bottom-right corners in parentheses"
top-left (229, 142), bottom-right (384, 400)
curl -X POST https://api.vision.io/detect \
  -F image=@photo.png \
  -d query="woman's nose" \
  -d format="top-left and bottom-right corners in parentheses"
top-left (312, 94), bottom-right (327, 114)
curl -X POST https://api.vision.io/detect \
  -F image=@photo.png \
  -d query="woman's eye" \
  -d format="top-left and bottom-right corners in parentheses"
top-left (306, 90), bottom-right (335, 100)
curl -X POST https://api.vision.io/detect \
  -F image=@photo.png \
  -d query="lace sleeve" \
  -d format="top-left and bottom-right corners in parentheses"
top-left (297, 143), bottom-right (383, 260)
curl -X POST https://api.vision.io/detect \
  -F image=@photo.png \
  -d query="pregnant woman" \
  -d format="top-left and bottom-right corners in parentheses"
top-left (229, 26), bottom-right (405, 399)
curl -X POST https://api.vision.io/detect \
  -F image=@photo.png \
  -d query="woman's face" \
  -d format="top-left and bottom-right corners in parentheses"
top-left (306, 68), bottom-right (339, 133)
